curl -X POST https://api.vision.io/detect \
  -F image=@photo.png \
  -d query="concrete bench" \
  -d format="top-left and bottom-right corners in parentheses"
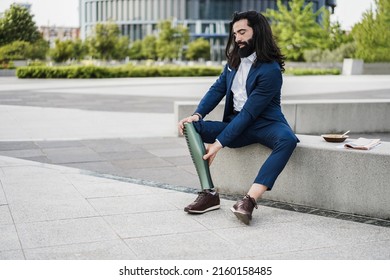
top-left (210, 134), bottom-right (390, 220)
top-left (174, 100), bottom-right (390, 135)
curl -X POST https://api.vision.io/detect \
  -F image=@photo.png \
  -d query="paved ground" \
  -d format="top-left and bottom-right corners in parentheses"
top-left (0, 76), bottom-right (390, 260)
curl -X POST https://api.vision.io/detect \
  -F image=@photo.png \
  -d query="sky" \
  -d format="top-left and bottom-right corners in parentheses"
top-left (0, 0), bottom-right (377, 30)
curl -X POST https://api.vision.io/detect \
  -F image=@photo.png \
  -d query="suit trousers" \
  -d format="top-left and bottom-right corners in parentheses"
top-left (193, 118), bottom-right (298, 190)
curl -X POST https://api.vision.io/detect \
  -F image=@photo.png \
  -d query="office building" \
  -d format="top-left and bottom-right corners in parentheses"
top-left (79, 0), bottom-right (337, 60)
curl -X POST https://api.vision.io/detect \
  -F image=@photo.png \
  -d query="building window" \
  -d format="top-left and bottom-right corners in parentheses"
top-left (85, 2), bottom-right (89, 22)
top-left (95, 1), bottom-right (99, 22)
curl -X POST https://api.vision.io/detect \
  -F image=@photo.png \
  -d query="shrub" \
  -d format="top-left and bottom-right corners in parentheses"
top-left (16, 65), bottom-right (223, 79)
top-left (304, 42), bottom-right (357, 63)
top-left (284, 68), bottom-right (340, 75)
top-left (0, 61), bottom-right (15, 69)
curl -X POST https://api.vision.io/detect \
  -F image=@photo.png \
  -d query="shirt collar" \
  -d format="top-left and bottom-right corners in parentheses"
top-left (241, 52), bottom-right (257, 64)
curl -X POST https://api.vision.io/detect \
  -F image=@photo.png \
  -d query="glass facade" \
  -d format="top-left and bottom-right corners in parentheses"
top-left (79, 0), bottom-right (335, 60)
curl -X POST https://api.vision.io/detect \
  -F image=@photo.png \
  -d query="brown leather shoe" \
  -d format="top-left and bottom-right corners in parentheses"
top-left (184, 190), bottom-right (220, 214)
top-left (230, 194), bottom-right (258, 225)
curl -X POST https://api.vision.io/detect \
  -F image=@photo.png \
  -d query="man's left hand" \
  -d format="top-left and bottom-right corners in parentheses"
top-left (203, 141), bottom-right (223, 165)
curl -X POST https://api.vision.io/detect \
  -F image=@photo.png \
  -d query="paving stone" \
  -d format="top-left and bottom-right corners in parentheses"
top-left (147, 147), bottom-right (189, 158)
top-left (8, 197), bottom-right (98, 223)
top-left (18, 156), bottom-right (52, 163)
top-left (16, 217), bottom-right (119, 249)
top-left (111, 157), bottom-right (173, 170)
top-left (0, 185), bottom-right (7, 205)
top-left (24, 240), bottom-right (137, 260)
top-left (35, 140), bottom-right (85, 149)
top-left (97, 151), bottom-right (144, 161)
top-left (113, 166), bottom-right (200, 188)
top-left (124, 231), bottom-right (241, 259)
top-left (81, 139), bottom-right (140, 153)
top-left (0, 225), bottom-right (21, 251)
top-left (71, 180), bottom-right (163, 199)
top-left (0, 141), bottom-right (39, 151)
top-left (0, 149), bottom-right (44, 158)
top-left (162, 155), bottom-right (193, 166)
top-left (259, 240), bottom-right (390, 260)
top-left (42, 147), bottom-right (103, 164)
top-left (87, 193), bottom-right (177, 216)
top-left (0, 205), bottom-right (13, 225)
top-left (62, 161), bottom-right (118, 175)
top-left (104, 210), bottom-right (207, 239)
top-left (0, 250), bottom-right (25, 260)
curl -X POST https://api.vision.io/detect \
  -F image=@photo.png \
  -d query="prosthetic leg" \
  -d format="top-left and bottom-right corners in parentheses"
top-left (183, 122), bottom-right (215, 190)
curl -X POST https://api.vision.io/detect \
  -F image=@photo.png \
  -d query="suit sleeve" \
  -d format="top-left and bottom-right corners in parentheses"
top-left (194, 65), bottom-right (228, 118)
top-left (216, 66), bottom-right (282, 147)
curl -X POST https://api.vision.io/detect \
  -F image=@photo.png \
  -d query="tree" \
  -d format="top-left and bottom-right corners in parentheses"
top-left (87, 22), bottom-right (129, 60)
top-left (113, 36), bottom-right (130, 60)
top-left (265, 0), bottom-right (327, 61)
top-left (71, 39), bottom-right (87, 61)
top-left (28, 39), bottom-right (50, 60)
top-left (302, 8), bottom-right (354, 63)
top-left (50, 39), bottom-right (86, 63)
top-left (352, 0), bottom-right (390, 62)
top-left (141, 35), bottom-right (157, 60)
top-left (156, 20), bottom-right (189, 60)
top-left (186, 38), bottom-right (211, 60)
top-left (0, 40), bottom-right (48, 61)
top-left (50, 40), bottom-right (74, 63)
top-left (128, 40), bottom-right (145, 60)
top-left (0, 4), bottom-right (41, 46)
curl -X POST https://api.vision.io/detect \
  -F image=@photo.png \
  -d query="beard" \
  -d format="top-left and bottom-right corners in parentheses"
top-left (237, 38), bottom-right (255, 58)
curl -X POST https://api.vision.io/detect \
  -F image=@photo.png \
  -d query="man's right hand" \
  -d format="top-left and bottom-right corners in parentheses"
top-left (178, 115), bottom-right (200, 135)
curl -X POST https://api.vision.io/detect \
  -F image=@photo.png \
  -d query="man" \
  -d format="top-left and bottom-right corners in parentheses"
top-left (178, 11), bottom-right (298, 225)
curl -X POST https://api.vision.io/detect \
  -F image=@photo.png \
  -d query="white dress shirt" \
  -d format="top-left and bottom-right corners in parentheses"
top-left (231, 52), bottom-right (256, 112)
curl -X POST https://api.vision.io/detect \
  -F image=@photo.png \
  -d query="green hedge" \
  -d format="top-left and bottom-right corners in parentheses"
top-left (284, 68), bottom-right (340, 76)
top-left (16, 64), bottom-right (341, 79)
top-left (16, 65), bottom-right (223, 79)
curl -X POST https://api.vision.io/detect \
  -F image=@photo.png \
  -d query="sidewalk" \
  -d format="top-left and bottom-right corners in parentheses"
top-left (1, 155), bottom-right (390, 260)
top-left (1, 76), bottom-right (390, 260)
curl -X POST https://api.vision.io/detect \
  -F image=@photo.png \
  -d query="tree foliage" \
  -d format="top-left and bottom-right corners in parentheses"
top-left (265, 0), bottom-right (323, 61)
top-left (0, 4), bottom-right (41, 46)
top-left (156, 20), bottom-right (189, 60)
top-left (352, 0), bottom-right (390, 62)
top-left (141, 35), bottom-right (158, 60)
top-left (128, 40), bottom-right (144, 60)
top-left (50, 39), bottom-right (86, 63)
top-left (0, 40), bottom-right (49, 61)
top-left (265, 0), bottom-right (349, 61)
top-left (186, 38), bottom-right (211, 60)
top-left (86, 22), bottom-right (129, 60)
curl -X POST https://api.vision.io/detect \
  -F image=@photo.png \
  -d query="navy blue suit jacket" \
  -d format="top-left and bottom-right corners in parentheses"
top-left (195, 61), bottom-right (291, 147)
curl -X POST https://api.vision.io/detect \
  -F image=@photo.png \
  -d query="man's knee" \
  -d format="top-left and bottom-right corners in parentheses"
top-left (276, 132), bottom-right (297, 152)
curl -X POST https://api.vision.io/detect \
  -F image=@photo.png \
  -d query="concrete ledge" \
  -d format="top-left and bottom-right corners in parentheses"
top-left (342, 59), bottom-right (390, 75)
top-left (0, 69), bottom-right (16, 77)
top-left (210, 134), bottom-right (390, 220)
top-left (175, 100), bottom-right (390, 135)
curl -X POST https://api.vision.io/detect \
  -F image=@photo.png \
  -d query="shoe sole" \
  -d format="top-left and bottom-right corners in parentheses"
top-left (230, 207), bottom-right (250, 225)
top-left (186, 205), bottom-right (220, 214)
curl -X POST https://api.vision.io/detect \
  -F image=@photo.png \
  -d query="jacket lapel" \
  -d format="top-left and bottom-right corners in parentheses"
top-left (227, 66), bottom-right (236, 91)
top-left (246, 63), bottom-right (260, 95)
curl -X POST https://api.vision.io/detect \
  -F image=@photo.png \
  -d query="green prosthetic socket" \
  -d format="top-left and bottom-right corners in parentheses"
top-left (183, 122), bottom-right (215, 190)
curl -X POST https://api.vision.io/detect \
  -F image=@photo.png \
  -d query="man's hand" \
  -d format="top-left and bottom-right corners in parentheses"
top-left (178, 114), bottom-right (200, 135)
top-left (203, 141), bottom-right (223, 165)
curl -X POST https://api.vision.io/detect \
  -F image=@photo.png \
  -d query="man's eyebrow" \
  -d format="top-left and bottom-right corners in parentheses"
top-left (233, 28), bottom-right (246, 34)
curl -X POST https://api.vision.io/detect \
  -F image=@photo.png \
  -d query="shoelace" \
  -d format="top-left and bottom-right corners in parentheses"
top-left (194, 191), bottom-right (207, 202)
top-left (244, 194), bottom-right (258, 209)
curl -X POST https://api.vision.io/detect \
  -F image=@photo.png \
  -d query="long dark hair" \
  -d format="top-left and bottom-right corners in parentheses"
top-left (225, 11), bottom-right (285, 72)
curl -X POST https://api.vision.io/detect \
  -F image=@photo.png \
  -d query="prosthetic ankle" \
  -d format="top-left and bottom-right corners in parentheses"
top-left (183, 122), bottom-right (215, 190)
